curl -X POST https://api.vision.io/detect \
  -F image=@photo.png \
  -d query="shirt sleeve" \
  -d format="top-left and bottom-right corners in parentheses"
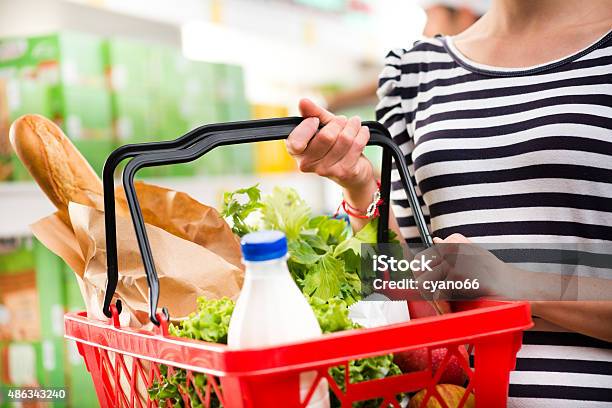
top-left (375, 48), bottom-right (431, 244)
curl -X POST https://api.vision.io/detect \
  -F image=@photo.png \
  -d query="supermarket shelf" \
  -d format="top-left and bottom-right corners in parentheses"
top-left (0, 173), bottom-right (338, 238)
top-left (0, 181), bottom-right (56, 238)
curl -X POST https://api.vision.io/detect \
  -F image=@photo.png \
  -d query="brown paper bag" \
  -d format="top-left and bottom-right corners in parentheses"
top-left (32, 182), bottom-right (244, 329)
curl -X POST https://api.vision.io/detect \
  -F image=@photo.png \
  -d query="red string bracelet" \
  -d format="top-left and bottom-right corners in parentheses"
top-left (335, 181), bottom-right (383, 219)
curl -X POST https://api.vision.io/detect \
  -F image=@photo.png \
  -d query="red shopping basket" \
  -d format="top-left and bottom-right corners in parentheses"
top-left (65, 118), bottom-right (533, 407)
top-left (65, 300), bottom-right (531, 408)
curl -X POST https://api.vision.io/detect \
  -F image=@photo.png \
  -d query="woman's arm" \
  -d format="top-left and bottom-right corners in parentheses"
top-left (434, 234), bottom-right (612, 342)
top-left (531, 301), bottom-right (612, 343)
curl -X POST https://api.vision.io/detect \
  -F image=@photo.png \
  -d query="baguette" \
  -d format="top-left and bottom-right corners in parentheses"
top-left (9, 114), bottom-right (103, 225)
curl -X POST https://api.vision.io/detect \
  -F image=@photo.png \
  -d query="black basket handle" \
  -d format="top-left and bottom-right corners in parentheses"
top-left (102, 117), bottom-right (432, 325)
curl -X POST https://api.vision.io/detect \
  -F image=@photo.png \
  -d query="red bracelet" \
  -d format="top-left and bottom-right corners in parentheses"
top-left (335, 181), bottom-right (383, 219)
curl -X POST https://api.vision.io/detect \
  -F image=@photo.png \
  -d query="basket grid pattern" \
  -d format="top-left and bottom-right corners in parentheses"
top-left (77, 339), bottom-right (481, 408)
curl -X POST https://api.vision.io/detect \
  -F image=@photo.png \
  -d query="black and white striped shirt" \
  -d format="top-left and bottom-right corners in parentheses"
top-left (376, 30), bottom-right (612, 407)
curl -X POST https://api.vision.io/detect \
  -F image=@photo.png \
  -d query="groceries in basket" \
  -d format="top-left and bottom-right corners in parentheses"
top-left (148, 183), bottom-right (475, 407)
top-left (11, 113), bottom-right (493, 407)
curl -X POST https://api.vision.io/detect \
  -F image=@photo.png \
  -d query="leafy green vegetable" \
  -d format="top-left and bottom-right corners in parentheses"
top-left (334, 218), bottom-right (378, 258)
top-left (150, 295), bottom-right (402, 407)
top-left (169, 297), bottom-right (235, 343)
top-left (309, 297), bottom-right (403, 407)
top-left (148, 365), bottom-right (216, 408)
top-left (302, 253), bottom-right (346, 300)
top-left (149, 297), bottom-right (234, 407)
top-left (261, 187), bottom-right (311, 240)
top-left (221, 184), bottom-right (375, 304)
top-left (308, 296), bottom-right (356, 333)
top-left (221, 184), bottom-right (263, 237)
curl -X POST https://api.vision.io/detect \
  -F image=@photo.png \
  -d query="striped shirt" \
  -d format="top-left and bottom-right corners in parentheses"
top-left (376, 30), bottom-right (612, 406)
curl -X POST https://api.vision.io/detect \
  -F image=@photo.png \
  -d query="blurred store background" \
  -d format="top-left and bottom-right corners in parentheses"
top-left (0, 0), bottom-right (485, 406)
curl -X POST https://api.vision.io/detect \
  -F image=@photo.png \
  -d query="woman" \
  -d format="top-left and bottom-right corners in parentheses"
top-left (287, 0), bottom-right (612, 405)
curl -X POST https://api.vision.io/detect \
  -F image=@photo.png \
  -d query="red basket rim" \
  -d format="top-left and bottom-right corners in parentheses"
top-left (65, 300), bottom-right (532, 377)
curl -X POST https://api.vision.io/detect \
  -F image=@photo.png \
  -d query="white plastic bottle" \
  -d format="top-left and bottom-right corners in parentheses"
top-left (228, 230), bottom-right (330, 408)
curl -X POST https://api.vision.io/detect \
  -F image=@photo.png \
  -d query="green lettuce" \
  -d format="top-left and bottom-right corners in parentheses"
top-left (221, 184), bottom-right (377, 304)
top-left (148, 297), bottom-right (234, 407)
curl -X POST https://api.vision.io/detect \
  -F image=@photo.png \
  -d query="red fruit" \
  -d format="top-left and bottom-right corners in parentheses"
top-left (394, 346), bottom-right (469, 386)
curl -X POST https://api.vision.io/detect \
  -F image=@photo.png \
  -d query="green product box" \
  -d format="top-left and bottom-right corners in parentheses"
top-left (214, 64), bottom-right (250, 122)
top-left (0, 241), bottom-right (65, 342)
top-left (5, 77), bottom-right (52, 120)
top-left (0, 240), bottom-right (67, 407)
top-left (149, 48), bottom-right (217, 98)
top-left (0, 32), bottom-right (106, 88)
top-left (72, 139), bottom-right (114, 177)
top-left (0, 341), bottom-right (67, 408)
top-left (157, 97), bottom-right (188, 137)
top-left (228, 144), bottom-right (254, 174)
top-left (4, 77), bottom-right (52, 181)
top-left (167, 162), bottom-right (196, 177)
top-left (195, 146), bottom-right (233, 176)
top-left (182, 60), bottom-right (217, 103)
top-left (63, 266), bottom-right (98, 408)
top-left (180, 98), bottom-right (218, 130)
top-left (150, 47), bottom-right (190, 103)
top-left (33, 239), bottom-right (66, 343)
top-left (111, 92), bottom-right (154, 143)
top-left (103, 38), bottom-right (151, 93)
top-left (148, 46), bottom-right (183, 93)
top-left (50, 85), bottom-right (112, 141)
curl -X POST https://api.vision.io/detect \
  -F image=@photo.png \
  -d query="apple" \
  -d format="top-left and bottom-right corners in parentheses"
top-left (394, 346), bottom-right (470, 386)
top-left (408, 384), bottom-right (475, 408)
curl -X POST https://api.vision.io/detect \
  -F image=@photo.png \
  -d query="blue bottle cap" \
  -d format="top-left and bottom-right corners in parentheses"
top-left (241, 230), bottom-right (288, 262)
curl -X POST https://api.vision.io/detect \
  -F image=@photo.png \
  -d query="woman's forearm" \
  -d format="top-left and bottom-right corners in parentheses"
top-left (530, 301), bottom-right (612, 342)
top-left (504, 267), bottom-right (612, 340)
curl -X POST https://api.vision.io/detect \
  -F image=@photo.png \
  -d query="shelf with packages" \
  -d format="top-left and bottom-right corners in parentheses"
top-left (0, 32), bottom-right (260, 182)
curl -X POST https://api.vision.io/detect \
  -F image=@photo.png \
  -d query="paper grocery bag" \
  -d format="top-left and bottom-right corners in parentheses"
top-left (114, 182), bottom-right (243, 270)
top-left (31, 182), bottom-right (244, 329)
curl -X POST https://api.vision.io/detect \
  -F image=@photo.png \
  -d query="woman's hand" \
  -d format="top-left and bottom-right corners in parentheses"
top-left (420, 234), bottom-right (612, 341)
top-left (287, 99), bottom-right (375, 194)
top-left (413, 233), bottom-right (518, 300)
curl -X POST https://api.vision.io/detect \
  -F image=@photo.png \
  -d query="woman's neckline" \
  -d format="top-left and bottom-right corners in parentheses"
top-left (440, 28), bottom-right (612, 77)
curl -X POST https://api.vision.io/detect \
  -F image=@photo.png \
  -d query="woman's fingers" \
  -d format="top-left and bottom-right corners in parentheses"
top-left (299, 98), bottom-right (335, 125)
top-left (286, 98), bottom-right (338, 157)
top-left (288, 99), bottom-right (374, 188)
top-left (342, 125), bottom-right (370, 169)
top-left (298, 115), bottom-right (347, 171)
top-left (316, 116), bottom-right (362, 172)
top-left (286, 117), bottom-right (320, 156)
